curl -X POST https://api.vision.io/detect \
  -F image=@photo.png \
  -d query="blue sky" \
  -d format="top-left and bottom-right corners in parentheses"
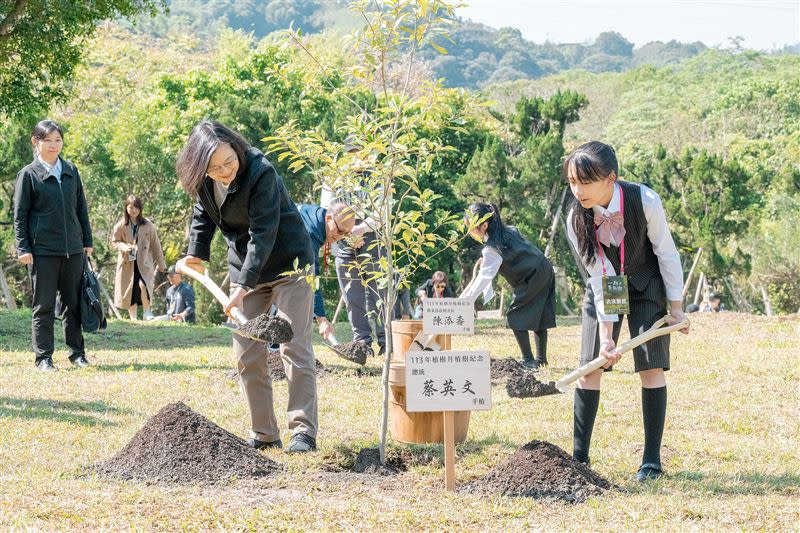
top-left (458, 0), bottom-right (799, 50)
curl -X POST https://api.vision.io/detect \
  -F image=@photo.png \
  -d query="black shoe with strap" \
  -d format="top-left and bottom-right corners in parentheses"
top-left (636, 462), bottom-right (664, 482)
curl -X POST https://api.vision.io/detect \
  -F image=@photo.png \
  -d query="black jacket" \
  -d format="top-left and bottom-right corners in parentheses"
top-left (187, 148), bottom-right (314, 289)
top-left (13, 157), bottom-right (93, 257)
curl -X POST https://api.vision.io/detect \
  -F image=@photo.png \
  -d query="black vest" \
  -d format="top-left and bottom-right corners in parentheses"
top-left (488, 226), bottom-right (547, 289)
top-left (601, 181), bottom-right (661, 292)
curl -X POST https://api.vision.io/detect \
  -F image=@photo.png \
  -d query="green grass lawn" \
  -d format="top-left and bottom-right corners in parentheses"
top-left (1, 310), bottom-right (798, 531)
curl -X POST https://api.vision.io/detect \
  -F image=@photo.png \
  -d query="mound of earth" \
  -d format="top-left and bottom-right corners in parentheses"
top-left (267, 350), bottom-right (328, 381)
top-left (352, 448), bottom-right (403, 475)
top-left (239, 314), bottom-right (293, 343)
top-left (490, 357), bottom-right (528, 381)
top-left (506, 372), bottom-right (560, 398)
top-left (95, 402), bottom-right (280, 484)
top-left (466, 440), bottom-right (611, 503)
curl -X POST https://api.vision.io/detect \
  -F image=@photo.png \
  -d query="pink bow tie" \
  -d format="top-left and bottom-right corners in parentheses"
top-left (594, 211), bottom-right (626, 247)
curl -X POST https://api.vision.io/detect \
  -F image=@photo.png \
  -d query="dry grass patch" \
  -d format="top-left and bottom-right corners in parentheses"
top-left (1, 310), bottom-right (798, 530)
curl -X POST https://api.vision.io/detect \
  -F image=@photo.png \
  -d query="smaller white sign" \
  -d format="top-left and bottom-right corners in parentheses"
top-left (405, 350), bottom-right (491, 412)
top-left (422, 298), bottom-right (475, 335)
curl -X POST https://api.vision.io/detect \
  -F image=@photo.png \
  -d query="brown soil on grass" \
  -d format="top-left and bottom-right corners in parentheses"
top-left (466, 440), bottom-right (611, 503)
top-left (95, 402), bottom-right (280, 484)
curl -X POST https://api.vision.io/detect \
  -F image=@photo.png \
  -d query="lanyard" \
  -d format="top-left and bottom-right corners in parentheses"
top-left (594, 186), bottom-right (625, 276)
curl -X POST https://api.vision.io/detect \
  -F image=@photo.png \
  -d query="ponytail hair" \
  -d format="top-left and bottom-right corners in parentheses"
top-left (466, 202), bottom-right (508, 251)
top-left (562, 141), bottom-right (619, 265)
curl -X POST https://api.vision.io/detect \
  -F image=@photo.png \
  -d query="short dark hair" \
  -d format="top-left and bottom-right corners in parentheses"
top-left (31, 119), bottom-right (64, 157)
top-left (31, 119), bottom-right (64, 142)
top-left (175, 120), bottom-right (251, 195)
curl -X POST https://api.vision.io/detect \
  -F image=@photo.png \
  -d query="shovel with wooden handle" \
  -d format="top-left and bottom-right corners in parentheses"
top-left (176, 258), bottom-right (270, 343)
top-left (553, 315), bottom-right (690, 393)
top-left (408, 258), bottom-right (484, 352)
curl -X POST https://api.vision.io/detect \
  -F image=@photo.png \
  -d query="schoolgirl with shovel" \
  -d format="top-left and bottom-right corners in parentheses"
top-left (564, 141), bottom-right (689, 481)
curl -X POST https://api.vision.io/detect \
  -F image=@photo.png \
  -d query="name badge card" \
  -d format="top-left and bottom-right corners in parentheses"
top-left (423, 298), bottom-right (474, 334)
top-left (602, 275), bottom-right (630, 314)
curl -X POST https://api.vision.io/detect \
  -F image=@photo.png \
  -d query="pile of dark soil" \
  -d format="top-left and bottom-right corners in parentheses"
top-left (352, 448), bottom-right (402, 476)
top-left (490, 357), bottom-right (528, 382)
top-left (506, 372), bottom-right (560, 398)
top-left (95, 402), bottom-right (280, 484)
top-left (466, 440), bottom-right (611, 503)
top-left (239, 314), bottom-right (293, 344)
top-left (267, 350), bottom-right (328, 381)
top-left (328, 341), bottom-right (371, 365)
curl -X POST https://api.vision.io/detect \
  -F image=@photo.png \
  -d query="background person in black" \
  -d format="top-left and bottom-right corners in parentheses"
top-left (564, 140), bottom-right (689, 481)
top-left (176, 120), bottom-right (318, 453)
top-left (461, 203), bottom-right (557, 369)
top-left (13, 119), bottom-right (94, 371)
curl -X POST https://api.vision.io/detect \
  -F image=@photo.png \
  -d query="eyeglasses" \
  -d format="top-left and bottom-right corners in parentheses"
top-left (207, 155), bottom-right (237, 179)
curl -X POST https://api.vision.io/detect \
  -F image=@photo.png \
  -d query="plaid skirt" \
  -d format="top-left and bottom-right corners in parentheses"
top-left (579, 274), bottom-right (671, 372)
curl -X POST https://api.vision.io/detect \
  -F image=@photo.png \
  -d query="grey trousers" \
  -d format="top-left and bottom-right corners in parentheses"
top-left (334, 248), bottom-right (386, 348)
top-left (233, 276), bottom-right (317, 441)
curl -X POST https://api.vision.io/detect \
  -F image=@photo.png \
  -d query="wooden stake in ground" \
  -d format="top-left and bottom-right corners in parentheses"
top-left (443, 411), bottom-right (455, 491)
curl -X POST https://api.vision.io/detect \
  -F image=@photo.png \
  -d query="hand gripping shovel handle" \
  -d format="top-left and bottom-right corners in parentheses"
top-left (554, 315), bottom-right (689, 393)
top-left (410, 258), bottom-right (484, 351)
top-left (176, 259), bottom-right (249, 325)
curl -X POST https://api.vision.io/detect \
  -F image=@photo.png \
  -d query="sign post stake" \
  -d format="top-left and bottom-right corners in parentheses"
top-left (443, 411), bottom-right (456, 491)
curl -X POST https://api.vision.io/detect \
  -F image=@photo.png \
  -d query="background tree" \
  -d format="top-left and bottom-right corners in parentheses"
top-left (0, 0), bottom-right (163, 116)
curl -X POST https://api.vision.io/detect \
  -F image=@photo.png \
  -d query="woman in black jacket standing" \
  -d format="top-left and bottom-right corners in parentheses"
top-left (176, 120), bottom-right (318, 453)
top-left (13, 119), bottom-right (94, 371)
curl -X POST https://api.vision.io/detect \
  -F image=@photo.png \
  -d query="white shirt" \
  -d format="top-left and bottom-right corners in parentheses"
top-left (213, 179), bottom-right (229, 208)
top-left (566, 182), bottom-right (683, 323)
top-left (38, 156), bottom-right (62, 183)
top-left (460, 246), bottom-right (503, 303)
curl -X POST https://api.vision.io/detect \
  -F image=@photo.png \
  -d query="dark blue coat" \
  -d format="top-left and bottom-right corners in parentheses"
top-left (297, 204), bottom-right (327, 318)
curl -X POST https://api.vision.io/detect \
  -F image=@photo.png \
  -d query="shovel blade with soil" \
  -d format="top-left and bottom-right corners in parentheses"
top-left (177, 259), bottom-right (293, 344)
top-left (324, 340), bottom-right (371, 366)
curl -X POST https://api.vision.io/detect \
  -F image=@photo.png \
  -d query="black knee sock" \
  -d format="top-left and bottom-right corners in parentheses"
top-left (533, 329), bottom-right (548, 364)
top-left (512, 329), bottom-right (534, 362)
top-left (641, 386), bottom-right (667, 466)
top-left (573, 388), bottom-right (600, 463)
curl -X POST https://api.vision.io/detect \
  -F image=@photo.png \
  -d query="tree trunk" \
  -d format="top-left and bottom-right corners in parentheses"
top-left (760, 285), bottom-right (774, 316)
top-left (544, 186), bottom-right (568, 259)
top-left (682, 247), bottom-right (703, 300)
top-left (0, 264), bottom-right (17, 310)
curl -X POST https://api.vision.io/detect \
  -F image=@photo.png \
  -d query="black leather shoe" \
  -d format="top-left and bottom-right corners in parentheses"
top-left (521, 358), bottom-right (539, 370)
top-left (249, 438), bottom-right (282, 450)
top-left (636, 462), bottom-right (664, 481)
top-left (70, 355), bottom-right (90, 368)
top-left (36, 359), bottom-right (58, 372)
top-left (535, 356), bottom-right (548, 367)
top-left (284, 433), bottom-right (317, 453)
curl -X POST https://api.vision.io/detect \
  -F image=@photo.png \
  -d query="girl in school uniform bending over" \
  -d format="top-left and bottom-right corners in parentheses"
top-left (461, 203), bottom-right (557, 370)
top-left (564, 141), bottom-right (689, 481)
